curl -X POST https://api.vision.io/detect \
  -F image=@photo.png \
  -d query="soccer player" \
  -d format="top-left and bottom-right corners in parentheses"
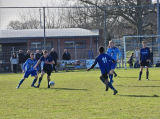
top-left (138, 41), bottom-right (150, 81)
top-left (106, 41), bottom-right (121, 84)
top-left (16, 53), bottom-right (38, 89)
top-left (87, 46), bottom-right (118, 95)
top-left (34, 50), bottom-right (55, 88)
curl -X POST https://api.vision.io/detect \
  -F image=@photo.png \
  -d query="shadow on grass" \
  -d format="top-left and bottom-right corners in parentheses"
top-left (115, 85), bottom-right (160, 87)
top-left (39, 88), bottom-right (88, 91)
top-left (119, 94), bottom-right (159, 97)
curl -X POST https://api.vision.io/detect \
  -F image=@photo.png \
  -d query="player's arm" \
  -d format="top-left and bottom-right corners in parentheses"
top-left (147, 48), bottom-right (150, 62)
top-left (45, 60), bottom-right (55, 64)
top-left (139, 49), bottom-right (142, 63)
top-left (34, 60), bottom-right (41, 69)
top-left (108, 55), bottom-right (116, 63)
top-left (116, 48), bottom-right (121, 61)
top-left (22, 60), bottom-right (28, 73)
top-left (87, 58), bottom-right (98, 71)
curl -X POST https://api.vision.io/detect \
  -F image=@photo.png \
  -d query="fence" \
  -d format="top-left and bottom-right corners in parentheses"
top-left (0, 3), bottom-right (159, 73)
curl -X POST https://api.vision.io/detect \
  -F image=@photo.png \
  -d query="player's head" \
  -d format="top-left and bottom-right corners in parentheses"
top-left (99, 46), bottom-right (104, 54)
top-left (109, 40), bottom-right (114, 48)
top-left (136, 47), bottom-right (138, 50)
top-left (43, 50), bottom-right (48, 58)
top-left (30, 53), bottom-right (34, 59)
top-left (142, 41), bottom-right (147, 48)
top-left (51, 48), bottom-right (55, 52)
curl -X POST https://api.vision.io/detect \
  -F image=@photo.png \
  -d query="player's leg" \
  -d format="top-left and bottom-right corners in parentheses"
top-left (109, 69), bottom-right (114, 84)
top-left (16, 77), bottom-right (26, 89)
top-left (103, 73), bottom-right (118, 95)
top-left (31, 70), bottom-right (38, 88)
top-left (47, 70), bottom-right (52, 88)
top-left (36, 71), bottom-right (45, 88)
top-left (138, 66), bottom-right (144, 81)
top-left (113, 71), bottom-right (117, 77)
top-left (99, 75), bottom-right (106, 85)
top-left (146, 66), bottom-right (149, 80)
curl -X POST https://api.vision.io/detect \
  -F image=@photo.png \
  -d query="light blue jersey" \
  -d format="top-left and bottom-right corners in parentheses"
top-left (107, 47), bottom-right (121, 61)
top-left (23, 58), bottom-right (38, 72)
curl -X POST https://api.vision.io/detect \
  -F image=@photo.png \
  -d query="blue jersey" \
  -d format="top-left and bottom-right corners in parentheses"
top-left (140, 47), bottom-right (150, 61)
top-left (107, 47), bottom-right (121, 60)
top-left (23, 58), bottom-right (38, 72)
top-left (94, 53), bottom-right (114, 74)
top-left (40, 55), bottom-right (54, 70)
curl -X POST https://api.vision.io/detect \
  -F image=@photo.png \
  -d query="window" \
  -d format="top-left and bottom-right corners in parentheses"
top-left (75, 41), bottom-right (85, 48)
top-left (65, 41), bottom-right (75, 48)
top-left (42, 42), bottom-right (52, 49)
top-left (65, 41), bottom-right (85, 49)
top-left (31, 42), bottom-right (41, 49)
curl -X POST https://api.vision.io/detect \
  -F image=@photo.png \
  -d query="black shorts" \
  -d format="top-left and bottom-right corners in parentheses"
top-left (140, 61), bottom-right (149, 66)
top-left (102, 69), bottom-right (109, 79)
top-left (42, 68), bottom-right (52, 76)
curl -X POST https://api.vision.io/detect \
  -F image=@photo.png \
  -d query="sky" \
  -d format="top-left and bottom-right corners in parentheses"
top-left (0, 0), bottom-right (159, 29)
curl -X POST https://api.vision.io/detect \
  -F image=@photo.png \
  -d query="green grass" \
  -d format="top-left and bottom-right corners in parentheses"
top-left (0, 68), bottom-right (160, 119)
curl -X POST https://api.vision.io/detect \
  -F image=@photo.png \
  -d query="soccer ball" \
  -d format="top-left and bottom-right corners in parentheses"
top-left (49, 81), bottom-right (55, 86)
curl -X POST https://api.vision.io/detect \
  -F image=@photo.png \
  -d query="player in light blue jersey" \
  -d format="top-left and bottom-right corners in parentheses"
top-left (106, 40), bottom-right (121, 84)
top-left (87, 46), bottom-right (118, 95)
top-left (16, 53), bottom-right (38, 89)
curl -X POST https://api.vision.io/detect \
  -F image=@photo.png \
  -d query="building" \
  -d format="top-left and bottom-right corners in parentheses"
top-left (0, 28), bottom-right (103, 63)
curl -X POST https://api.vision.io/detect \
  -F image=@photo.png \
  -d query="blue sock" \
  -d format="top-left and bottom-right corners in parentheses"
top-left (18, 79), bottom-right (24, 87)
top-left (109, 74), bottom-right (114, 84)
top-left (108, 82), bottom-right (115, 91)
top-left (31, 78), bottom-right (37, 86)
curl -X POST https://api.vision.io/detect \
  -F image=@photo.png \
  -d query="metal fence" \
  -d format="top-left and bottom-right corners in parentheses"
top-left (0, 3), bottom-right (159, 73)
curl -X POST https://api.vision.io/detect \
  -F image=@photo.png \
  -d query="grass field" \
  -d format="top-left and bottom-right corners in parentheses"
top-left (0, 68), bottom-right (160, 119)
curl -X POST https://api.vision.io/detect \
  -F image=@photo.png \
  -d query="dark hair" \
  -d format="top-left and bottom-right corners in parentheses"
top-left (99, 46), bottom-right (104, 53)
top-left (43, 50), bottom-right (48, 54)
top-left (30, 53), bottom-right (34, 55)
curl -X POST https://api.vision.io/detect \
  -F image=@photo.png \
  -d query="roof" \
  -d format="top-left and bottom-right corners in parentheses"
top-left (0, 28), bottom-right (99, 39)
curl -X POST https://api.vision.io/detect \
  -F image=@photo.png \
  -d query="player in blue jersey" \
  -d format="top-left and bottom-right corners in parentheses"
top-left (16, 53), bottom-right (38, 89)
top-left (106, 40), bottom-right (121, 84)
top-left (87, 46), bottom-right (118, 95)
top-left (34, 50), bottom-right (55, 88)
top-left (138, 41), bottom-right (150, 81)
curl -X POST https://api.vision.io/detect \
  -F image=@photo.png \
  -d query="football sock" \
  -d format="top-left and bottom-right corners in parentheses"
top-left (109, 74), bottom-right (114, 84)
top-left (108, 82), bottom-right (115, 91)
top-left (113, 71), bottom-right (117, 75)
top-left (18, 79), bottom-right (24, 87)
top-left (139, 71), bottom-right (142, 80)
top-left (38, 77), bottom-right (42, 85)
top-left (146, 71), bottom-right (149, 79)
top-left (31, 78), bottom-right (37, 86)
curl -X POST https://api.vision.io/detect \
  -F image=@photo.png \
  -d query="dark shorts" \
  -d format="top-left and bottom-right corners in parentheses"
top-left (140, 61), bottom-right (149, 66)
top-left (101, 69), bottom-right (110, 79)
top-left (42, 68), bottom-right (52, 76)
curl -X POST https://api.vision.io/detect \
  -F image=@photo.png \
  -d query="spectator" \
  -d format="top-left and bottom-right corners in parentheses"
top-left (128, 53), bottom-right (134, 68)
top-left (155, 61), bottom-right (160, 67)
top-left (35, 50), bottom-right (41, 72)
top-left (41, 49), bottom-right (44, 56)
top-left (50, 48), bottom-right (58, 72)
top-left (25, 50), bottom-right (30, 61)
top-left (10, 53), bottom-right (18, 73)
top-left (18, 50), bottom-right (25, 72)
top-left (62, 49), bottom-right (71, 60)
top-left (134, 61), bottom-right (140, 68)
top-left (135, 48), bottom-right (139, 62)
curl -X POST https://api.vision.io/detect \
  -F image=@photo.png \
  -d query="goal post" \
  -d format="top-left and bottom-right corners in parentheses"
top-left (123, 35), bottom-right (160, 69)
